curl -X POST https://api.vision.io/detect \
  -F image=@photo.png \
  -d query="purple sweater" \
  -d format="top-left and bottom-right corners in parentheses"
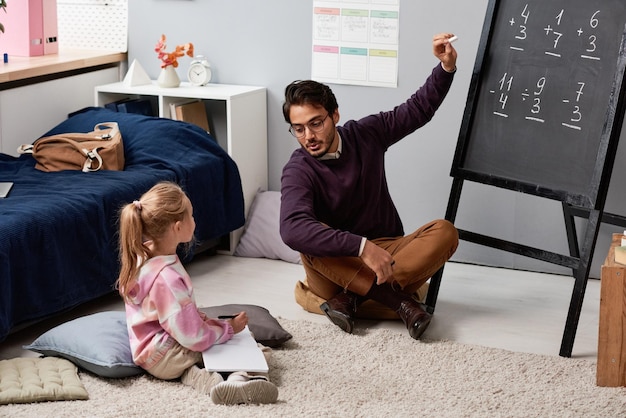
top-left (280, 64), bottom-right (454, 258)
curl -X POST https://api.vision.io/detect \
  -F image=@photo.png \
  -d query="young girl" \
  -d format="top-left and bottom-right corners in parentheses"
top-left (116, 181), bottom-right (278, 405)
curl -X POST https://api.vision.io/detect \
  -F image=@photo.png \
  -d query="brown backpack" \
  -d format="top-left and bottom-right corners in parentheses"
top-left (18, 122), bottom-right (124, 172)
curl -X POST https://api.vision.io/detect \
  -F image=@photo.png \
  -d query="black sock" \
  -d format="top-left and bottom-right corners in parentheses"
top-left (364, 283), bottom-right (411, 311)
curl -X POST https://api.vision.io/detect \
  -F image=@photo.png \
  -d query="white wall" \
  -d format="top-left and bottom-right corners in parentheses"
top-left (127, 1), bottom-right (626, 279)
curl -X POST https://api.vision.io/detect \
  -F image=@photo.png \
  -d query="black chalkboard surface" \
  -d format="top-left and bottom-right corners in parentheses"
top-left (426, 0), bottom-right (626, 358)
top-left (453, 0), bottom-right (626, 208)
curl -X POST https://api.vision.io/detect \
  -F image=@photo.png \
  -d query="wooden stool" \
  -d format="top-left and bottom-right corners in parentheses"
top-left (597, 233), bottom-right (626, 386)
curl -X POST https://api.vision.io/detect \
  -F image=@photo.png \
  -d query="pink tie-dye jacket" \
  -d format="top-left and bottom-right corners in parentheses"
top-left (124, 255), bottom-right (233, 369)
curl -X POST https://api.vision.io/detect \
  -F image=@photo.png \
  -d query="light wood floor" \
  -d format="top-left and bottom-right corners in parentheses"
top-left (0, 254), bottom-right (601, 361)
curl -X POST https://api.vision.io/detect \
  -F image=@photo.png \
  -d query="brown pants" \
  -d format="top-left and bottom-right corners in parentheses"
top-left (301, 219), bottom-right (458, 300)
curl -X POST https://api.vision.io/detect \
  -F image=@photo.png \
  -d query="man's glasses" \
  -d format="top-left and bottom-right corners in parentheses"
top-left (289, 113), bottom-right (330, 138)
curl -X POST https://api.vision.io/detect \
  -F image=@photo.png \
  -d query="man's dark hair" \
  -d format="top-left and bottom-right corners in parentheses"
top-left (283, 80), bottom-right (339, 123)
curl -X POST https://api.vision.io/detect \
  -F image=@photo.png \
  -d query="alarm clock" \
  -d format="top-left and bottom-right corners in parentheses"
top-left (187, 57), bottom-right (212, 86)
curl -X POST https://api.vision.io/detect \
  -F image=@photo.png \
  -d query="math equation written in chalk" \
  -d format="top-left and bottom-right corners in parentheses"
top-left (458, 0), bottom-right (626, 199)
top-left (479, 2), bottom-right (624, 135)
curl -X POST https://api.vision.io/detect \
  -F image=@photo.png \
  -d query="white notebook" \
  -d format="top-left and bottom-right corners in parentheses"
top-left (0, 182), bottom-right (13, 198)
top-left (202, 326), bottom-right (269, 373)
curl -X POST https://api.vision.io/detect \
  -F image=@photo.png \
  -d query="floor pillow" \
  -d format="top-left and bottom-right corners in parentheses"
top-left (23, 311), bottom-right (143, 379)
top-left (233, 190), bottom-right (302, 264)
top-left (0, 357), bottom-right (89, 405)
top-left (200, 304), bottom-right (292, 347)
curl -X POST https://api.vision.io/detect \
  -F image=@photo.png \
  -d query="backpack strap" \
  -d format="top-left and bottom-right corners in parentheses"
top-left (81, 148), bottom-right (103, 172)
top-left (17, 144), bottom-right (34, 154)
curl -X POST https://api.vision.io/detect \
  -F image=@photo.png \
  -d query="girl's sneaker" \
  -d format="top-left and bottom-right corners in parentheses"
top-left (210, 372), bottom-right (278, 405)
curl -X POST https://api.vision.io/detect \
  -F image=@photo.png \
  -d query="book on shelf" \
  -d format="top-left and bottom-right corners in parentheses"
top-left (169, 100), bottom-right (210, 133)
top-left (104, 98), bottom-right (131, 111)
top-left (104, 98), bottom-right (154, 116)
top-left (117, 99), bottom-right (154, 116)
top-left (202, 326), bottom-right (269, 373)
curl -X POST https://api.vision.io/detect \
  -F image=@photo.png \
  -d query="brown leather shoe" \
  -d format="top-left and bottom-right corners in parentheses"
top-left (396, 299), bottom-right (432, 340)
top-left (320, 291), bottom-right (358, 333)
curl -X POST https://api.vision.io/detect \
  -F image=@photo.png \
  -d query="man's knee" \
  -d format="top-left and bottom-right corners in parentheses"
top-left (439, 219), bottom-right (458, 242)
top-left (427, 219), bottom-right (457, 239)
top-left (428, 219), bottom-right (459, 256)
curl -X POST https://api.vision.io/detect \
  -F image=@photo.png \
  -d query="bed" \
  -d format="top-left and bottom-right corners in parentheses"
top-left (0, 107), bottom-right (245, 342)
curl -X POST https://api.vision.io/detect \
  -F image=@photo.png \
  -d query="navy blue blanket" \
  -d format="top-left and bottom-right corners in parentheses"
top-left (0, 108), bottom-right (244, 341)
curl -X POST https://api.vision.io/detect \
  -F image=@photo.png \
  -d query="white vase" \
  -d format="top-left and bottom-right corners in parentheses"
top-left (157, 66), bottom-right (180, 88)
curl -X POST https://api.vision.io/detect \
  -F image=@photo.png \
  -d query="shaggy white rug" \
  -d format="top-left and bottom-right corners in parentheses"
top-left (3, 318), bottom-right (626, 418)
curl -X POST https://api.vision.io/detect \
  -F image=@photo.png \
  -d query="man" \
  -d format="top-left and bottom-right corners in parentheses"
top-left (280, 33), bottom-right (459, 340)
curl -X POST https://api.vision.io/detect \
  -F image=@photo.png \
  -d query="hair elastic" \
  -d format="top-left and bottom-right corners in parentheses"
top-left (133, 200), bottom-right (142, 210)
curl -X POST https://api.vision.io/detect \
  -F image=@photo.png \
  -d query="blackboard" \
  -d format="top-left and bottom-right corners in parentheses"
top-left (452, 0), bottom-right (626, 208)
top-left (426, 0), bottom-right (626, 358)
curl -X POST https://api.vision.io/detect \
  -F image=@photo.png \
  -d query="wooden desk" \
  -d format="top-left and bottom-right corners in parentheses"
top-left (597, 233), bottom-right (626, 386)
top-left (0, 49), bottom-right (126, 85)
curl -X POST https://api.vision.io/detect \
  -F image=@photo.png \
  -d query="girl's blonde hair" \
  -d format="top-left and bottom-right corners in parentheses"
top-left (116, 181), bottom-right (192, 300)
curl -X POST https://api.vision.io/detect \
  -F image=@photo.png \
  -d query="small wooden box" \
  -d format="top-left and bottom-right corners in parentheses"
top-left (597, 233), bottom-right (626, 386)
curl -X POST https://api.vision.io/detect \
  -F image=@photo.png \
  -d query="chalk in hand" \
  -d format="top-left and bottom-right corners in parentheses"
top-left (448, 35), bottom-right (458, 43)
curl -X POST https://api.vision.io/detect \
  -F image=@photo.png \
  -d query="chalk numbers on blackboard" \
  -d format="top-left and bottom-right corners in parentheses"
top-left (491, 5), bottom-right (606, 131)
top-left (512, 4), bottom-right (530, 42)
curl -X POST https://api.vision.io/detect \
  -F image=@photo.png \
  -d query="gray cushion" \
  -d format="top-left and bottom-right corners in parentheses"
top-left (200, 304), bottom-right (292, 347)
top-left (234, 190), bottom-right (302, 264)
top-left (23, 311), bottom-right (143, 379)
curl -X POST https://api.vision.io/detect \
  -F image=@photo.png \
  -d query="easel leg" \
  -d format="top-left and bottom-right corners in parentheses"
top-left (559, 208), bottom-right (602, 357)
top-left (562, 202), bottom-right (581, 262)
top-left (425, 177), bottom-right (463, 314)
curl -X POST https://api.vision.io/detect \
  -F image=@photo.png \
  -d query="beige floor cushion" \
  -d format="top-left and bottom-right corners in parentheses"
top-left (0, 357), bottom-right (88, 405)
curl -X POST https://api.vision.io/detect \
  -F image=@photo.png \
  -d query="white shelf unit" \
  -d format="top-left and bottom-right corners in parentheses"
top-left (94, 81), bottom-right (268, 254)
